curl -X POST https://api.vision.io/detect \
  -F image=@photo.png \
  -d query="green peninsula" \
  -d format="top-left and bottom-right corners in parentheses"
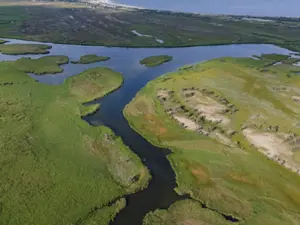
top-left (124, 54), bottom-right (300, 225)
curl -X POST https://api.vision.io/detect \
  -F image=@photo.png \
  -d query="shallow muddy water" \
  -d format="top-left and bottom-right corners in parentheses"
top-left (0, 38), bottom-right (294, 225)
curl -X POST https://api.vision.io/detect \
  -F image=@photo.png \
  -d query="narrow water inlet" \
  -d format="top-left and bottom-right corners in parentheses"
top-left (83, 99), bottom-right (187, 225)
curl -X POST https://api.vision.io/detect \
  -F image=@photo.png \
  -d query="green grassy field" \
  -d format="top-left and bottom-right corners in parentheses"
top-left (0, 1), bottom-right (300, 50)
top-left (124, 55), bottom-right (300, 224)
top-left (140, 55), bottom-right (173, 67)
top-left (0, 43), bottom-right (51, 55)
top-left (0, 56), bottom-right (150, 225)
top-left (14, 55), bottom-right (69, 74)
top-left (71, 54), bottom-right (111, 64)
top-left (144, 200), bottom-right (232, 225)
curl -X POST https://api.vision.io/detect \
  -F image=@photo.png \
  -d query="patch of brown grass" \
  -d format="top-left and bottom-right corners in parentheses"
top-left (186, 162), bottom-right (213, 186)
top-left (70, 80), bottom-right (102, 98)
top-left (226, 173), bottom-right (256, 186)
top-left (144, 114), bottom-right (168, 135)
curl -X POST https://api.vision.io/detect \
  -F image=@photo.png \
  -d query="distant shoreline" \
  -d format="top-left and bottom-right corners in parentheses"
top-left (83, 0), bottom-right (143, 9)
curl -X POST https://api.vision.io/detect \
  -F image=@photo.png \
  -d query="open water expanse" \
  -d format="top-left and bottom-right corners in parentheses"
top-left (0, 38), bottom-right (295, 225)
top-left (115, 0), bottom-right (300, 17)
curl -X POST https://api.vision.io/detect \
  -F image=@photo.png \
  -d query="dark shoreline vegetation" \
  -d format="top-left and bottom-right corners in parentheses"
top-left (0, 54), bottom-right (150, 225)
top-left (124, 54), bottom-right (300, 225)
top-left (71, 54), bottom-right (111, 64)
top-left (140, 55), bottom-right (173, 67)
top-left (0, 1), bottom-right (299, 52)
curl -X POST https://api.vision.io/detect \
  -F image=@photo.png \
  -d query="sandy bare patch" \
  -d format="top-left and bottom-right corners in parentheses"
top-left (183, 90), bottom-right (230, 125)
top-left (292, 95), bottom-right (300, 102)
top-left (210, 132), bottom-right (232, 146)
top-left (173, 115), bottom-right (199, 131)
top-left (243, 129), bottom-right (300, 174)
top-left (157, 89), bottom-right (170, 99)
top-left (243, 129), bottom-right (291, 157)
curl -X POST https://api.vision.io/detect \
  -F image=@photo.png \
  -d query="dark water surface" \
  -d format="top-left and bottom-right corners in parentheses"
top-left (0, 39), bottom-right (294, 225)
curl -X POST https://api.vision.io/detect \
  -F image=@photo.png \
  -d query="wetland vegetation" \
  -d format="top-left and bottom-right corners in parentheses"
top-left (1, 1), bottom-right (300, 223)
top-left (14, 55), bottom-right (69, 75)
top-left (0, 43), bottom-right (51, 55)
top-left (140, 55), bottom-right (173, 67)
top-left (0, 53), bottom-right (150, 225)
top-left (0, 1), bottom-right (300, 51)
top-left (71, 54), bottom-right (111, 64)
top-left (124, 54), bottom-right (300, 225)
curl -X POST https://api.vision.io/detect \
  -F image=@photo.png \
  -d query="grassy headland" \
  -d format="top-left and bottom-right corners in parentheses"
top-left (71, 54), bottom-right (111, 64)
top-left (140, 55), bottom-right (173, 67)
top-left (124, 55), bottom-right (300, 224)
top-left (14, 55), bottom-right (69, 75)
top-left (0, 56), bottom-right (150, 225)
top-left (0, 43), bottom-right (51, 55)
top-left (0, 1), bottom-right (300, 51)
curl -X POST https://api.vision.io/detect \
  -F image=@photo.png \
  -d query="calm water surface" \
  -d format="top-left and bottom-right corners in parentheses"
top-left (0, 39), bottom-right (295, 225)
top-left (115, 0), bottom-right (300, 17)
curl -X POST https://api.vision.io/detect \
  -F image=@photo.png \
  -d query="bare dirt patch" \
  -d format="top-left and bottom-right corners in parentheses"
top-left (183, 89), bottom-right (231, 125)
top-left (173, 115), bottom-right (200, 131)
top-left (243, 129), bottom-right (300, 174)
top-left (292, 95), bottom-right (300, 102)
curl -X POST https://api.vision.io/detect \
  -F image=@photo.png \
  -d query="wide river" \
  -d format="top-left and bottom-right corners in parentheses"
top-left (0, 39), bottom-right (296, 225)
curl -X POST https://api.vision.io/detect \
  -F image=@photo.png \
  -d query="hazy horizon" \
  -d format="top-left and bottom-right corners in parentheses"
top-left (115, 0), bottom-right (300, 17)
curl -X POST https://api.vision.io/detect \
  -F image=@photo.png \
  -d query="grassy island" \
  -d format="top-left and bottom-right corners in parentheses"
top-left (0, 56), bottom-right (150, 225)
top-left (0, 43), bottom-right (51, 55)
top-left (71, 54), bottom-right (111, 64)
top-left (14, 55), bottom-right (69, 75)
top-left (140, 55), bottom-right (173, 67)
top-left (125, 54), bottom-right (300, 225)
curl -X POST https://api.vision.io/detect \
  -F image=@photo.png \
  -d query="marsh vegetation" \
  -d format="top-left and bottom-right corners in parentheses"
top-left (0, 52), bottom-right (150, 225)
top-left (125, 54), bottom-right (300, 224)
top-left (0, 1), bottom-right (300, 51)
top-left (0, 43), bottom-right (51, 55)
top-left (14, 55), bottom-right (69, 74)
top-left (140, 55), bottom-right (173, 67)
top-left (71, 54), bottom-right (111, 64)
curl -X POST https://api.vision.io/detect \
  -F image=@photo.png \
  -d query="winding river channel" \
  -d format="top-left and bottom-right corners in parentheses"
top-left (0, 39), bottom-right (295, 225)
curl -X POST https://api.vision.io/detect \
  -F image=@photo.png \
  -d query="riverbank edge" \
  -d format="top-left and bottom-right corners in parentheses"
top-left (2, 36), bottom-right (299, 53)
top-left (123, 99), bottom-right (244, 222)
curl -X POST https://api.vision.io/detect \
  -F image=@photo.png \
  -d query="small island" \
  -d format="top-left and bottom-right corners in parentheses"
top-left (14, 55), bottom-right (69, 75)
top-left (71, 54), bottom-right (111, 64)
top-left (140, 55), bottom-right (173, 67)
top-left (0, 43), bottom-right (51, 55)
